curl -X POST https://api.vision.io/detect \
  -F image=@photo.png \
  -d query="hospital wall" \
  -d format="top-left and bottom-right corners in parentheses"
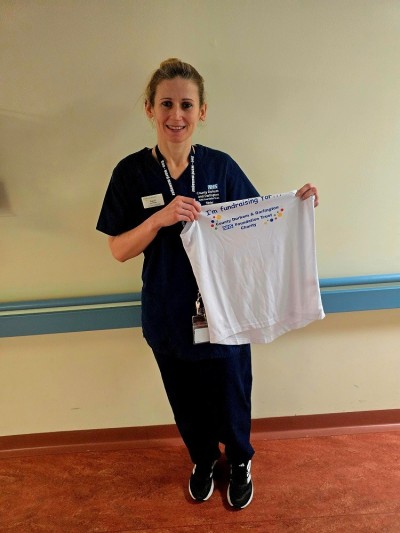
top-left (1, 1), bottom-right (399, 437)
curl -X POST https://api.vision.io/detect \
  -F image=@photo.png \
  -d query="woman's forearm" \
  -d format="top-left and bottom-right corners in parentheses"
top-left (108, 215), bottom-right (162, 262)
top-left (108, 195), bottom-right (201, 262)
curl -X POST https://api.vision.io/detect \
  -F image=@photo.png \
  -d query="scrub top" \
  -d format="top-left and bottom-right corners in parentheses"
top-left (96, 145), bottom-right (259, 360)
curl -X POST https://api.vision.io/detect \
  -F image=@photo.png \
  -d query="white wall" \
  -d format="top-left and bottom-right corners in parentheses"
top-left (1, 0), bottom-right (399, 436)
top-left (2, 0), bottom-right (400, 300)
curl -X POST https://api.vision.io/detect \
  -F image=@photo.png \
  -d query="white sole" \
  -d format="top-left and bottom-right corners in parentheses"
top-left (227, 481), bottom-right (254, 509)
top-left (189, 478), bottom-right (214, 501)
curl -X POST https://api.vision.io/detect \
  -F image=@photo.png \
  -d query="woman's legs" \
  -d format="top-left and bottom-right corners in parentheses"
top-left (153, 346), bottom-right (254, 465)
top-left (154, 352), bottom-right (221, 464)
top-left (211, 347), bottom-right (254, 464)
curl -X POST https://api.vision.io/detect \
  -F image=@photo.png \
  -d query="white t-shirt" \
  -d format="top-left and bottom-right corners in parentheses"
top-left (180, 191), bottom-right (325, 345)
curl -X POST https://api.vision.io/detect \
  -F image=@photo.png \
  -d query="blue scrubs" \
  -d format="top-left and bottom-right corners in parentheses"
top-left (97, 145), bottom-right (258, 463)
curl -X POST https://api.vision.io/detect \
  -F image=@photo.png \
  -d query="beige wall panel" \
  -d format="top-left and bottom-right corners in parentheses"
top-left (1, 310), bottom-right (399, 437)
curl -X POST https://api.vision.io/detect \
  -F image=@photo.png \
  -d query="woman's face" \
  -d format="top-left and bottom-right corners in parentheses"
top-left (146, 77), bottom-right (207, 146)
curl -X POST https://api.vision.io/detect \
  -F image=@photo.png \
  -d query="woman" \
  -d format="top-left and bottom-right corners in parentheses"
top-left (97, 58), bottom-right (318, 509)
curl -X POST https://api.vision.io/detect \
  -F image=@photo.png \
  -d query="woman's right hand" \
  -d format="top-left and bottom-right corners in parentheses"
top-left (153, 195), bottom-right (201, 227)
top-left (108, 196), bottom-right (201, 262)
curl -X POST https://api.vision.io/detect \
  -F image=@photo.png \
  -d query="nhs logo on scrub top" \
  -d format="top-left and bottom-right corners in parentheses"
top-left (208, 184), bottom-right (218, 190)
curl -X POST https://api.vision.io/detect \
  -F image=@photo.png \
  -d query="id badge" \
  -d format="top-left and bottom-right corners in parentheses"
top-left (192, 292), bottom-right (210, 344)
top-left (192, 315), bottom-right (210, 344)
top-left (142, 194), bottom-right (165, 209)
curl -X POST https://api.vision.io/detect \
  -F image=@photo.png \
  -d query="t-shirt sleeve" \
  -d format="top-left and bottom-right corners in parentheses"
top-left (226, 156), bottom-right (260, 201)
top-left (96, 163), bottom-right (138, 236)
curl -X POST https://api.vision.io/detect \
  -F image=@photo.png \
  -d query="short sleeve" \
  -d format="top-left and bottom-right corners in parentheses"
top-left (96, 163), bottom-right (138, 236)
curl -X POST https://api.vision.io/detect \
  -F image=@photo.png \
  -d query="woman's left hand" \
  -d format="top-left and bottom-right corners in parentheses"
top-left (296, 183), bottom-right (319, 207)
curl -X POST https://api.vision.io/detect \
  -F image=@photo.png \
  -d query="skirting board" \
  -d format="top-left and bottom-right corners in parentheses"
top-left (1, 409), bottom-right (400, 458)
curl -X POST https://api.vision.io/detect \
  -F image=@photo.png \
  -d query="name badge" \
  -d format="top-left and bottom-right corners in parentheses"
top-left (192, 292), bottom-right (210, 344)
top-left (193, 315), bottom-right (210, 344)
top-left (142, 194), bottom-right (165, 209)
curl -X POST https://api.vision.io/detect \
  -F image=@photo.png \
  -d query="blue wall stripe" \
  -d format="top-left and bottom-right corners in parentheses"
top-left (321, 286), bottom-right (400, 313)
top-left (0, 306), bottom-right (142, 338)
top-left (1, 275), bottom-right (399, 338)
top-left (319, 274), bottom-right (400, 288)
top-left (0, 293), bottom-right (140, 313)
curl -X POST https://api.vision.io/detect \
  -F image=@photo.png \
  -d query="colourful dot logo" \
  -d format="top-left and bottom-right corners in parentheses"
top-left (210, 214), bottom-right (222, 230)
top-left (264, 207), bottom-right (284, 225)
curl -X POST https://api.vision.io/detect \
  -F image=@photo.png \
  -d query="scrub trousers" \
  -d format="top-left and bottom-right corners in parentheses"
top-left (153, 346), bottom-right (254, 466)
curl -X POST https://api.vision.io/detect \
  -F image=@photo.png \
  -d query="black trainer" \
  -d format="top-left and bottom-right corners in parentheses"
top-left (227, 460), bottom-right (253, 509)
top-left (189, 460), bottom-right (217, 501)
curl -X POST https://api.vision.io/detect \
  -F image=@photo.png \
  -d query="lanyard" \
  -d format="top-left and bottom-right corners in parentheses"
top-left (155, 145), bottom-right (196, 197)
top-left (155, 145), bottom-right (204, 326)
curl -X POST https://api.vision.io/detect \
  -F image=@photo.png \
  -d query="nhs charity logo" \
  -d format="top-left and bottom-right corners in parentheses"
top-left (207, 197), bottom-right (285, 232)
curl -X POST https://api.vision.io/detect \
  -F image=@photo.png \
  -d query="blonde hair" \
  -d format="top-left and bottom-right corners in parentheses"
top-left (145, 58), bottom-right (205, 107)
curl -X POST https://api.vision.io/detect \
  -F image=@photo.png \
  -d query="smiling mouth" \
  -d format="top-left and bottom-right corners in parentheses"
top-left (167, 125), bottom-right (186, 131)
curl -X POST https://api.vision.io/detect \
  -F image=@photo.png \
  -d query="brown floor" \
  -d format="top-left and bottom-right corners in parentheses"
top-left (1, 431), bottom-right (400, 532)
